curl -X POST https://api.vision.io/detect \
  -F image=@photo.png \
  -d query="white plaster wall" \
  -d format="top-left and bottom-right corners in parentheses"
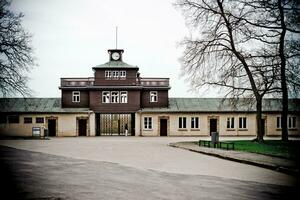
top-left (267, 114), bottom-right (300, 136)
top-left (0, 114), bottom-right (47, 137)
top-left (89, 113), bottom-right (96, 136)
top-left (138, 112), bottom-right (263, 136)
top-left (0, 113), bottom-right (91, 137)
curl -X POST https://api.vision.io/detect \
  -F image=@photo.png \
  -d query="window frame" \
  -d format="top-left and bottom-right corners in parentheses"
top-left (72, 91), bottom-right (80, 103)
top-left (179, 117), bottom-right (187, 129)
top-left (102, 91), bottom-right (110, 103)
top-left (36, 117), bottom-right (45, 124)
top-left (191, 117), bottom-right (199, 129)
top-left (150, 91), bottom-right (158, 102)
top-left (111, 91), bottom-right (119, 103)
top-left (120, 71), bottom-right (126, 78)
top-left (144, 117), bottom-right (152, 130)
top-left (238, 117), bottom-right (247, 129)
top-left (120, 91), bottom-right (128, 103)
top-left (105, 70), bottom-right (111, 79)
top-left (227, 117), bottom-right (235, 129)
top-left (112, 71), bottom-right (119, 79)
top-left (8, 115), bottom-right (19, 124)
top-left (276, 116), bottom-right (282, 129)
top-left (24, 117), bottom-right (32, 124)
top-left (288, 116), bottom-right (296, 129)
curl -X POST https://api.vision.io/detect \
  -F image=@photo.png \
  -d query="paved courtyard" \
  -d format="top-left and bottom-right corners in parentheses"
top-left (0, 137), bottom-right (298, 199)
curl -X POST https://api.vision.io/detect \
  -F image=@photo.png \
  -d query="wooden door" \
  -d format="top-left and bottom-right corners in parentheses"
top-left (78, 119), bottom-right (87, 136)
top-left (160, 119), bottom-right (167, 136)
top-left (48, 119), bottom-right (56, 136)
top-left (210, 119), bottom-right (217, 134)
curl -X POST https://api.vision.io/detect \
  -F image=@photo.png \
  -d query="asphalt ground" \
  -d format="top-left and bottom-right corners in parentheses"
top-left (0, 145), bottom-right (298, 200)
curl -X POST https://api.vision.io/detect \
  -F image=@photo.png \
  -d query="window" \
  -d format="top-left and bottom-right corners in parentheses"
top-left (105, 71), bottom-right (111, 78)
top-left (72, 91), bottom-right (80, 102)
top-left (111, 91), bottom-right (119, 103)
top-left (24, 117), bottom-right (32, 124)
top-left (277, 117), bottom-right (281, 129)
top-left (150, 91), bottom-right (158, 102)
top-left (120, 71), bottom-right (126, 78)
top-left (102, 91), bottom-right (110, 103)
top-left (179, 117), bottom-right (187, 129)
top-left (227, 117), bottom-right (235, 129)
top-left (144, 117), bottom-right (152, 129)
top-left (191, 117), bottom-right (199, 129)
top-left (239, 117), bottom-right (247, 129)
top-left (112, 71), bottom-right (119, 78)
top-left (289, 116), bottom-right (296, 129)
top-left (36, 117), bottom-right (44, 124)
top-left (120, 91), bottom-right (128, 103)
top-left (8, 115), bottom-right (19, 124)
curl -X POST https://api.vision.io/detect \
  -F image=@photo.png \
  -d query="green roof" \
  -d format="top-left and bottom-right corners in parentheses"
top-left (0, 98), bottom-right (89, 113)
top-left (141, 98), bottom-right (300, 113)
top-left (93, 61), bottom-right (138, 69)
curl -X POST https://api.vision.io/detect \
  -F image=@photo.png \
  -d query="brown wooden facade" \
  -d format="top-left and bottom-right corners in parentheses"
top-left (59, 49), bottom-right (170, 135)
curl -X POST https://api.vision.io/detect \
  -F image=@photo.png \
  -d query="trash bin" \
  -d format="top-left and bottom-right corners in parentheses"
top-left (211, 132), bottom-right (219, 147)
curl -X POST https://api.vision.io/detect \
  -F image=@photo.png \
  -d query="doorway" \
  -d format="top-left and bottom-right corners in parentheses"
top-left (78, 119), bottom-right (87, 136)
top-left (210, 118), bottom-right (217, 134)
top-left (160, 119), bottom-right (168, 136)
top-left (48, 119), bottom-right (56, 136)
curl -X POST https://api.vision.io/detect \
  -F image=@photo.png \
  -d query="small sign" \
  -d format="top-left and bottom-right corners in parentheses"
top-left (32, 127), bottom-right (41, 137)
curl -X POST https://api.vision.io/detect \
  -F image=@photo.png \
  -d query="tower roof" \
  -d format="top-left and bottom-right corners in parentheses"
top-left (92, 60), bottom-right (138, 69)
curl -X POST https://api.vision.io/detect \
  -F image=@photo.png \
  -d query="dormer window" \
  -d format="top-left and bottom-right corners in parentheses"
top-left (150, 91), bottom-right (158, 102)
top-left (72, 91), bottom-right (80, 103)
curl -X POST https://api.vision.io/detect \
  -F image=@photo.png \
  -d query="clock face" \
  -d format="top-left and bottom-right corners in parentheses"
top-left (112, 52), bottom-right (120, 60)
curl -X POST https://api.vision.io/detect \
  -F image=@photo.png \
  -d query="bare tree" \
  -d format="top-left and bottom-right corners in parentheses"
top-left (175, 0), bottom-right (282, 142)
top-left (0, 0), bottom-right (35, 97)
top-left (234, 0), bottom-right (300, 141)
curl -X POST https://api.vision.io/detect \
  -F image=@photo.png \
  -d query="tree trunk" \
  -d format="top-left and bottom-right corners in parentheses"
top-left (278, 0), bottom-right (289, 141)
top-left (256, 97), bottom-right (264, 143)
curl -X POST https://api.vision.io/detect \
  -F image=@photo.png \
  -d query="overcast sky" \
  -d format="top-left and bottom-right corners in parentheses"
top-left (11, 0), bottom-right (219, 98)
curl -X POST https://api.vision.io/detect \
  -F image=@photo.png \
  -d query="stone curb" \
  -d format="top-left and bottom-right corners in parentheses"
top-left (169, 142), bottom-right (299, 176)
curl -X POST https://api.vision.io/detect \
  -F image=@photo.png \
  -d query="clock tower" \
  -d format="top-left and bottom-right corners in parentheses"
top-left (108, 49), bottom-right (124, 61)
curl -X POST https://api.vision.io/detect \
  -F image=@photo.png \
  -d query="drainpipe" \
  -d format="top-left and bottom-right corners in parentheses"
top-left (138, 110), bottom-right (142, 136)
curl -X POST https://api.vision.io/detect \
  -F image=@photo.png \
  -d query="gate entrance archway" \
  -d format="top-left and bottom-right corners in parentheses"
top-left (97, 113), bottom-right (134, 136)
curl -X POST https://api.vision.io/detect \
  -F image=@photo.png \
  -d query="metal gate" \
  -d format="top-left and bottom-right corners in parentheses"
top-left (99, 114), bottom-right (133, 136)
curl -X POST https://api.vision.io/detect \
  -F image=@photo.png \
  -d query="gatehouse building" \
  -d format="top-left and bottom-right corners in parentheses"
top-left (0, 49), bottom-right (299, 137)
